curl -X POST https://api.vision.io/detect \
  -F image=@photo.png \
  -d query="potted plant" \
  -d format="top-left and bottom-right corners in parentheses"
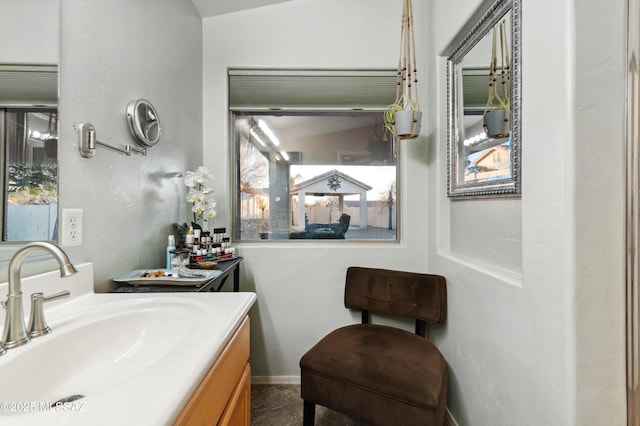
top-left (384, 103), bottom-right (403, 133)
top-left (482, 19), bottom-right (511, 138)
top-left (385, 0), bottom-right (422, 140)
top-left (184, 166), bottom-right (217, 230)
top-left (484, 97), bottom-right (509, 137)
top-left (392, 102), bottom-right (422, 139)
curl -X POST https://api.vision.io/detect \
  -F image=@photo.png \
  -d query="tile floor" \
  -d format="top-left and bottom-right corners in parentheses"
top-left (251, 384), bottom-right (371, 426)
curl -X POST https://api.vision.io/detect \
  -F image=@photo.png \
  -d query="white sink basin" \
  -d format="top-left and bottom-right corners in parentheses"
top-left (0, 298), bottom-right (201, 407)
top-left (0, 263), bottom-right (256, 426)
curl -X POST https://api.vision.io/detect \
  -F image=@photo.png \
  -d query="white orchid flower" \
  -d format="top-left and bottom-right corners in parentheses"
top-left (201, 193), bottom-right (216, 207)
top-left (200, 183), bottom-right (214, 194)
top-left (185, 166), bottom-right (217, 223)
top-left (183, 170), bottom-right (200, 188)
top-left (200, 197), bottom-right (216, 220)
top-left (186, 188), bottom-right (204, 203)
top-left (195, 166), bottom-right (211, 178)
top-left (184, 167), bottom-right (214, 186)
top-left (201, 176), bottom-right (215, 191)
top-left (192, 201), bottom-right (205, 215)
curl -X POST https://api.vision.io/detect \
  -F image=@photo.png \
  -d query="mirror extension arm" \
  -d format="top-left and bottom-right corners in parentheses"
top-left (76, 122), bottom-right (147, 158)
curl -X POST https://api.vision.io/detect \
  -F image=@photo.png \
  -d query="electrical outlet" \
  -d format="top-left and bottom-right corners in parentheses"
top-left (61, 209), bottom-right (83, 247)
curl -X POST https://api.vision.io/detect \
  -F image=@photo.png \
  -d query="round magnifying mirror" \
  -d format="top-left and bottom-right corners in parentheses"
top-left (126, 98), bottom-right (161, 147)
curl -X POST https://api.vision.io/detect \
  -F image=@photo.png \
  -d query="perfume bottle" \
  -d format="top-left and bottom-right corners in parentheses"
top-left (166, 235), bottom-right (176, 269)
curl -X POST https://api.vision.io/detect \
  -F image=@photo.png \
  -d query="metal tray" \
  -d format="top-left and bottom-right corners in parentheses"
top-left (112, 268), bottom-right (221, 286)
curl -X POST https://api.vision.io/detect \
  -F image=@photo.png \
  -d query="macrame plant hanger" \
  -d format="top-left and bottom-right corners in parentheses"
top-left (390, 0), bottom-right (421, 140)
top-left (482, 19), bottom-right (510, 138)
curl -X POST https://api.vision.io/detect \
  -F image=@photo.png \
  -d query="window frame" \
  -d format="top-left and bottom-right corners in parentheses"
top-left (228, 68), bottom-right (402, 244)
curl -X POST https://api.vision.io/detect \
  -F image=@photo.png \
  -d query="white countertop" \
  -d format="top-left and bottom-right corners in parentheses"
top-left (0, 263), bottom-right (257, 425)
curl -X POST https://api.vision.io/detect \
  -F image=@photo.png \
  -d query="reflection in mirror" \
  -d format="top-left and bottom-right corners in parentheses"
top-left (0, 67), bottom-right (58, 242)
top-left (446, 0), bottom-right (521, 198)
top-left (2, 108), bottom-right (58, 241)
top-left (126, 99), bottom-right (161, 147)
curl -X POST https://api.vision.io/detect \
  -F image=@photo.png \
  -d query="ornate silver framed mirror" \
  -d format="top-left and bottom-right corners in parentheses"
top-left (445, 0), bottom-right (521, 198)
top-left (126, 98), bottom-right (161, 147)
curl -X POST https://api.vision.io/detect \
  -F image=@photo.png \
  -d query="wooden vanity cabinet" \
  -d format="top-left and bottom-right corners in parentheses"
top-left (174, 316), bottom-right (251, 426)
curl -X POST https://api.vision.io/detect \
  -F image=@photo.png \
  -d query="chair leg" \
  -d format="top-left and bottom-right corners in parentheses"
top-left (303, 400), bottom-right (316, 426)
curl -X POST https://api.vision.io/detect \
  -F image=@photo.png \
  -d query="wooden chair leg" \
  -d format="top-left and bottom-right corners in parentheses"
top-left (303, 400), bottom-right (316, 426)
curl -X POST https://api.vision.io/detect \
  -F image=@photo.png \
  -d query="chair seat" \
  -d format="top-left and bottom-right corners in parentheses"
top-left (300, 323), bottom-right (447, 413)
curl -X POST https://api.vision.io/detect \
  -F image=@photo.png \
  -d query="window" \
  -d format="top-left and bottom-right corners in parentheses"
top-left (229, 69), bottom-right (402, 242)
top-left (232, 111), bottom-right (397, 242)
top-left (229, 69), bottom-right (401, 242)
top-left (229, 69), bottom-right (399, 242)
top-left (228, 69), bottom-right (399, 242)
top-left (1, 108), bottom-right (58, 241)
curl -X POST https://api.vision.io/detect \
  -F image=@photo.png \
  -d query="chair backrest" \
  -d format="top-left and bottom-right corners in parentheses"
top-left (344, 267), bottom-right (447, 328)
top-left (339, 214), bottom-right (350, 231)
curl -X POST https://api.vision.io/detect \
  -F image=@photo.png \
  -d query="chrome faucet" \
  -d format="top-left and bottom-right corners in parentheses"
top-left (1, 242), bottom-right (77, 351)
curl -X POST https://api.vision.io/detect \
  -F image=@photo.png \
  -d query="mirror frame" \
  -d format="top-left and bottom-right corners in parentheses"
top-left (126, 98), bottom-right (161, 147)
top-left (446, 0), bottom-right (521, 199)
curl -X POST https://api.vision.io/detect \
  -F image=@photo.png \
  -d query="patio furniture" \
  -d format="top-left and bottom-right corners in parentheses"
top-left (290, 214), bottom-right (350, 239)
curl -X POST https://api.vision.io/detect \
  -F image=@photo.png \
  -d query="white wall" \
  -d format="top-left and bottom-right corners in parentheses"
top-left (58, 0), bottom-right (203, 292)
top-left (573, 0), bottom-right (626, 423)
top-left (0, 0), bottom-right (59, 64)
top-left (202, 0), bottom-right (436, 379)
top-left (430, 0), bottom-right (626, 425)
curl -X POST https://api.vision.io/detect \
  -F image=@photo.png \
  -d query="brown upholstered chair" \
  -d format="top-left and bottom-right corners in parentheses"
top-left (299, 266), bottom-right (447, 426)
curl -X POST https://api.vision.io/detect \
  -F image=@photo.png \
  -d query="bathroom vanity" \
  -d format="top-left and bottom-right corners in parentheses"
top-left (174, 316), bottom-right (251, 425)
top-left (0, 263), bottom-right (256, 426)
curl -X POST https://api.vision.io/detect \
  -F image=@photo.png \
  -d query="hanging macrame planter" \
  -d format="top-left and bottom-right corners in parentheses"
top-left (482, 19), bottom-right (510, 138)
top-left (384, 0), bottom-right (421, 140)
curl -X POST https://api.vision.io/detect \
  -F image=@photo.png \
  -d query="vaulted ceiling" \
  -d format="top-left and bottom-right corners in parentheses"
top-left (191, 0), bottom-right (295, 17)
